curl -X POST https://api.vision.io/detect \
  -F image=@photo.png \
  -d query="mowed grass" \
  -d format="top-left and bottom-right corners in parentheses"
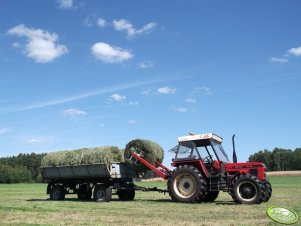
top-left (0, 177), bottom-right (300, 226)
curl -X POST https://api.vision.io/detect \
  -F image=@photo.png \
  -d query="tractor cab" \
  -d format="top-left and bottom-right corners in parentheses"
top-left (170, 133), bottom-right (229, 176)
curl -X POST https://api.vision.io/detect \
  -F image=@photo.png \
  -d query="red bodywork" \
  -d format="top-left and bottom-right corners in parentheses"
top-left (132, 152), bottom-right (266, 181)
top-left (224, 162), bottom-right (266, 180)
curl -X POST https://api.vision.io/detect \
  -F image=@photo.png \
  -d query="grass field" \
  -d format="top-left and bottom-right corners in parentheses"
top-left (0, 176), bottom-right (300, 226)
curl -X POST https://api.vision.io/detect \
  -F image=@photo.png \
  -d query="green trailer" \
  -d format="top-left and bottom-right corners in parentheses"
top-left (40, 163), bottom-right (138, 202)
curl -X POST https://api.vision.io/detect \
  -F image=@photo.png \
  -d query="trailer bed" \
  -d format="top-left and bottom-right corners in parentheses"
top-left (41, 163), bottom-right (138, 181)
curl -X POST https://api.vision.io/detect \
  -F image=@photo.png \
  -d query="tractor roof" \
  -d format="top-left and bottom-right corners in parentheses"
top-left (178, 133), bottom-right (223, 144)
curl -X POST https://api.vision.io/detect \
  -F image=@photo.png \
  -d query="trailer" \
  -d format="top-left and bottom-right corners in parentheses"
top-left (41, 163), bottom-right (139, 202)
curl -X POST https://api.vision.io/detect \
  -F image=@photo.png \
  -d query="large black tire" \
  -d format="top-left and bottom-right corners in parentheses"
top-left (262, 180), bottom-right (272, 202)
top-left (168, 164), bottom-right (207, 203)
top-left (93, 185), bottom-right (112, 202)
top-left (202, 191), bottom-right (219, 202)
top-left (50, 185), bottom-right (65, 200)
top-left (118, 189), bottom-right (135, 201)
top-left (77, 184), bottom-right (92, 200)
top-left (231, 174), bottom-right (265, 204)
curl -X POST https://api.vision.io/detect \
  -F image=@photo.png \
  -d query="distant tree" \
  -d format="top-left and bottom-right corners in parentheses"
top-left (0, 164), bottom-right (32, 183)
top-left (0, 153), bottom-right (46, 183)
top-left (249, 148), bottom-right (300, 171)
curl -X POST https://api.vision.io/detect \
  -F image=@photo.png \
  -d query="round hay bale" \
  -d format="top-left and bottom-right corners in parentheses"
top-left (124, 139), bottom-right (164, 173)
top-left (41, 146), bottom-right (123, 167)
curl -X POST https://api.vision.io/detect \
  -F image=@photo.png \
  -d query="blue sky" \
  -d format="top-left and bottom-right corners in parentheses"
top-left (0, 0), bottom-right (301, 166)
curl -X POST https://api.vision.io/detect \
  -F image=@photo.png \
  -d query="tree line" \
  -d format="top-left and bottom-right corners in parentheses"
top-left (0, 153), bottom-right (46, 183)
top-left (248, 148), bottom-right (301, 171)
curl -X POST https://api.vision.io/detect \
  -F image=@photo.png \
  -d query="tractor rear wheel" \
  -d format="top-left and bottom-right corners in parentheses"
top-left (231, 174), bottom-right (264, 204)
top-left (262, 180), bottom-right (272, 202)
top-left (168, 164), bottom-right (207, 203)
top-left (202, 191), bottom-right (219, 202)
top-left (93, 185), bottom-right (112, 202)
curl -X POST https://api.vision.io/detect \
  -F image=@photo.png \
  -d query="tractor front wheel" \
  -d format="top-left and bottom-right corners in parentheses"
top-left (231, 174), bottom-right (264, 204)
top-left (168, 164), bottom-right (207, 203)
top-left (262, 180), bottom-right (272, 202)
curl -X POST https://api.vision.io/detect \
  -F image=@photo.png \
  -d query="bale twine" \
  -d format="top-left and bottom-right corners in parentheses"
top-left (40, 146), bottom-right (123, 167)
top-left (124, 139), bottom-right (164, 173)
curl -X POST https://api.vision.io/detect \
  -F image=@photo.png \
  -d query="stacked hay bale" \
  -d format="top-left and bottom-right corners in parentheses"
top-left (41, 139), bottom-right (164, 176)
top-left (41, 146), bottom-right (123, 167)
top-left (124, 139), bottom-right (164, 173)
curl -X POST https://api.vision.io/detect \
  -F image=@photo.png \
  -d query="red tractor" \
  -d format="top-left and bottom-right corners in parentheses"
top-left (130, 133), bottom-right (272, 204)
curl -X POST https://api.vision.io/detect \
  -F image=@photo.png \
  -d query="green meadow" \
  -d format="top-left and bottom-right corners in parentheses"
top-left (0, 176), bottom-right (300, 226)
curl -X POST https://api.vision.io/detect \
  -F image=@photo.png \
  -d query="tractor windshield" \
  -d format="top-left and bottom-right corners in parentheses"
top-left (210, 141), bottom-right (229, 163)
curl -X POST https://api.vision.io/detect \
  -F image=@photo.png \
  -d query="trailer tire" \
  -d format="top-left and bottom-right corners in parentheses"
top-left (93, 185), bottom-right (112, 202)
top-left (118, 189), bottom-right (135, 201)
top-left (168, 164), bottom-right (207, 203)
top-left (231, 174), bottom-right (264, 204)
top-left (50, 185), bottom-right (65, 200)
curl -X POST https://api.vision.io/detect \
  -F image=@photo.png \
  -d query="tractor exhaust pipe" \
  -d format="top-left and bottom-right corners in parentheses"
top-left (232, 134), bottom-right (237, 163)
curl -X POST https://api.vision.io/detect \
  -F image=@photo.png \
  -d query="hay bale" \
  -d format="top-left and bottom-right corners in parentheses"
top-left (41, 146), bottom-right (123, 167)
top-left (124, 139), bottom-right (164, 173)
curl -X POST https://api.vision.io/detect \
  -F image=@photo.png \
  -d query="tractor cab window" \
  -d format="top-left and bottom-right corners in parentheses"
top-left (170, 141), bottom-right (200, 160)
top-left (210, 141), bottom-right (229, 163)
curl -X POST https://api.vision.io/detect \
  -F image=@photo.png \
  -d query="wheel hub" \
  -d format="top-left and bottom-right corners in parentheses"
top-left (238, 181), bottom-right (257, 201)
top-left (174, 174), bottom-right (196, 198)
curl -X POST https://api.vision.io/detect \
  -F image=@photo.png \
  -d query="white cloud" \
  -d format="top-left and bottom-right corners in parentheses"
top-left (288, 46), bottom-right (301, 57)
top-left (58, 0), bottom-right (73, 9)
top-left (63, 108), bottom-right (87, 116)
top-left (128, 119), bottom-right (137, 124)
top-left (27, 138), bottom-right (45, 143)
top-left (0, 128), bottom-right (8, 135)
top-left (129, 101), bottom-right (139, 106)
top-left (139, 61), bottom-right (154, 69)
top-left (270, 57), bottom-right (288, 63)
top-left (12, 42), bottom-right (20, 48)
top-left (97, 18), bottom-right (106, 27)
top-left (83, 14), bottom-right (97, 27)
top-left (157, 86), bottom-right (176, 94)
top-left (185, 98), bottom-right (196, 104)
top-left (142, 89), bottom-right (153, 96)
top-left (113, 19), bottom-right (157, 38)
top-left (91, 42), bottom-right (133, 64)
top-left (111, 93), bottom-right (126, 101)
top-left (175, 108), bottom-right (187, 113)
top-left (194, 86), bottom-right (213, 95)
top-left (7, 24), bottom-right (68, 63)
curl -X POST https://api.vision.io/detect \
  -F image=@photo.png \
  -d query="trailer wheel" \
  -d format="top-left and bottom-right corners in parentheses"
top-left (168, 164), bottom-right (207, 203)
top-left (231, 174), bottom-right (264, 204)
top-left (93, 185), bottom-right (112, 202)
top-left (118, 189), bottom-right (135, 201)
top-left (77, 184), bottom-right (92, 200)
top-left (50, 185), bottom-right (65, 200)
top-left (262, 180), bottom-right (272, 202)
